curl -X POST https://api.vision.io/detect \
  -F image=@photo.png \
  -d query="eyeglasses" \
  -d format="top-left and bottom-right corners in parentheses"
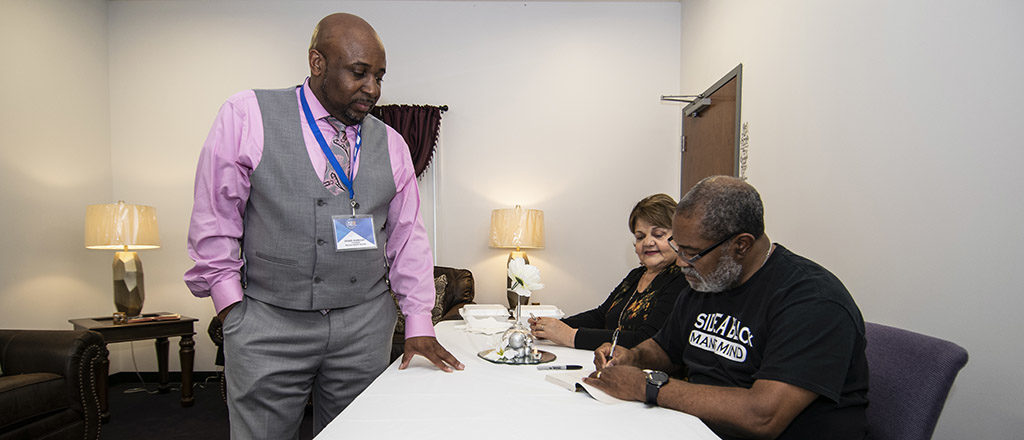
top-left (668, 233), bottom-right (737, 265)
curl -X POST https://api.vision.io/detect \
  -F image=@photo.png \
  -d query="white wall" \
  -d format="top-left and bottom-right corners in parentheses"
top-left (679, 0), bottom-right (1024, 438)
top-left (0, 1), bottom-right (112, 327)
top-left (102, 1), bottom-right (681, 372)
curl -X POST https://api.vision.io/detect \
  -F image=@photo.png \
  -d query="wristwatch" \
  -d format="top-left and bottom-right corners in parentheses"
top-left (643, 369), bottom-right (669, 406)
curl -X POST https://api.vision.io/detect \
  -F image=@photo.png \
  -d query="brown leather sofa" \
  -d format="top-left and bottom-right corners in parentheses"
top-left (0, 329), bottom-right (106, 440)
top-left (390, 266), bottom-right (476, 361)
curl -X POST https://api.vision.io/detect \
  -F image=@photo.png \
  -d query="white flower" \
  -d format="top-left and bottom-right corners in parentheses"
top-left (507, 257), bottom-right (544, 298)
top-left (497, 343), bottom-right (518, 360)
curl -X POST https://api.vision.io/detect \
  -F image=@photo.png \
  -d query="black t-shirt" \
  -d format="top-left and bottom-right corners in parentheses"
top-left (562, 264), bottom-right (685, 350)
top-left (653, 245), bottom-right (869, 440)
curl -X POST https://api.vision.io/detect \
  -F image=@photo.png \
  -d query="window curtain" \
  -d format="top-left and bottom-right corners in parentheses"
top-left (369, 104), bottom-right (447, 179)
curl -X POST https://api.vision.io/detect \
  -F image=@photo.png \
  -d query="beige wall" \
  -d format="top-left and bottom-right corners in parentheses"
top-left (679, 0), bottom-right (1024, 438)
top-left (0, 1), bottom-right (112, 327)
top-left (103, 0), bottom-right (682, 372)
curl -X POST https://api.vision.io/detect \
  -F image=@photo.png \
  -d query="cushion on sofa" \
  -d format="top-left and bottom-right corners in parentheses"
top-left (0, 373), bottom-right (69, 429)
top-left (430, 274), bottom-right (449, 323)
top-left (393, 274), bottom-right (449, 335)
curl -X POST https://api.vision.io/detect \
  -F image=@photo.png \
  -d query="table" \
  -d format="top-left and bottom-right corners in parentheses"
top-left (69, 313), bottom-right (197, 421)
top-left (317, 320), bottom-right (720, 440)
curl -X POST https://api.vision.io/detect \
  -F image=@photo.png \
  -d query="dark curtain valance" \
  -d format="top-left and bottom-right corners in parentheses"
top-left (370, 104), bottom-right (447, 179)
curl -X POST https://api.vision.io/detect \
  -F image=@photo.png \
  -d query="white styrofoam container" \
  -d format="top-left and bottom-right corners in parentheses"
top-left (459, 304), bottom-right (510, 320)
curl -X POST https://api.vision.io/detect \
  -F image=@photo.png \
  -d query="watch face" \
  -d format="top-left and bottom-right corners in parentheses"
top-left (646, 370), bottom-right (669, 386)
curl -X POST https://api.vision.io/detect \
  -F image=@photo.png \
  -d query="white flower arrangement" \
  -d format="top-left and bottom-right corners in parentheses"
top-left (507, 257), bottom-right (544, 298)
top-left (492, 258), bottom-right (544, 363)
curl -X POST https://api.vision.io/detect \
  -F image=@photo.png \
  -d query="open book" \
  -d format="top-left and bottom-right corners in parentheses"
top-left (124, 313), bottom-right (181, 324)
top-left (545, 370), bottom-right (624, 404)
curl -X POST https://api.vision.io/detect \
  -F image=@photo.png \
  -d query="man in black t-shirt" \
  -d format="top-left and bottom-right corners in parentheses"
top-left (584, 176), bottom-right (868, 440)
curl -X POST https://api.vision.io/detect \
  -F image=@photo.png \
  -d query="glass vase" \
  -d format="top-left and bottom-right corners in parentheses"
top-left (496, 292), bottom-right (539, 363)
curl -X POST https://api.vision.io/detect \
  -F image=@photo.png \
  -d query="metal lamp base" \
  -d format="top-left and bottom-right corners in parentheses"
top-left (113, 251), bottom-right (145, 317)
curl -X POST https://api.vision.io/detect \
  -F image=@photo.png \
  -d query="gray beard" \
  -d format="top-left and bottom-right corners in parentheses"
top-left (682, 254), bottom-right (743, 293)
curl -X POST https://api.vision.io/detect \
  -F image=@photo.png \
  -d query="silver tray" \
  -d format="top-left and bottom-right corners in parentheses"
top-left (478, 349), bottom-right (556, 365)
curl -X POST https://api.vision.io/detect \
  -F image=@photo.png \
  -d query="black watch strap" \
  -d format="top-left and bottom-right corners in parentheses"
top-left (645, 381), bottom-right (660, 405)
top-left (644, 370), bottom-right (668, 406)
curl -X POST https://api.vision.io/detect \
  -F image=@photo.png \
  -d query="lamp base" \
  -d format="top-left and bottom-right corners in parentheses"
top-left (113, 251), bottom-right (145, 317)
top-left (506, 251), bottom-right (531, 309)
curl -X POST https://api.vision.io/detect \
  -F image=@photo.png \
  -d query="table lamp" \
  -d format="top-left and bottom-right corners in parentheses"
top-left (85, 201), bottom-right (160, 317)
top-left (489, 205), bottom-right (544, 308)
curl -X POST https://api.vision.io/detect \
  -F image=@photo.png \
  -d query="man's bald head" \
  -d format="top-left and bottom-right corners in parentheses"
top-left (307, 13), bottom-right (386, 125)
top-left (309, 13), bottom-right (382, 54)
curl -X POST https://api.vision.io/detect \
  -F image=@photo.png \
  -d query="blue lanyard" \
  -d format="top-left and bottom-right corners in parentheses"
top-left (298, 85), bottom-right (362, 201)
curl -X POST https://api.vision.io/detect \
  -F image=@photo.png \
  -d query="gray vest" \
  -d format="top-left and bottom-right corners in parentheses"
top-left (242, 87), bottom-right (396, 311)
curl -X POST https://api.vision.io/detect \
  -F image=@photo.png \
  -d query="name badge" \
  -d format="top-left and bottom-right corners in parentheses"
top-left (332, 215), bottom-right (377, 251)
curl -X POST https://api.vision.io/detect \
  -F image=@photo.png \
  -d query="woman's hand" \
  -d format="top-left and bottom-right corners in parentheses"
top-left (528, 317), bottom-right (577, 347)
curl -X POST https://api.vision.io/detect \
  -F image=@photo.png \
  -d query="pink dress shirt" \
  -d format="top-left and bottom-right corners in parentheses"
top-left (184, 79), bottom-right (436, 339)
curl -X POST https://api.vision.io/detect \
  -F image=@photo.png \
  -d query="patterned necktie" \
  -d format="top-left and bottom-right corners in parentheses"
top-left (322, 117), bottom-right (351, 196)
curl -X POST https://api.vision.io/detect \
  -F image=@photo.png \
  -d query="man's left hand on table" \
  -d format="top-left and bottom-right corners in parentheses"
top-left (400, 336), bottom-right (465, 372)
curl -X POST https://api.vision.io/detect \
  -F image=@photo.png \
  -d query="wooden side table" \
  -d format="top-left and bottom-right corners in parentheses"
top-left (69, 313), bottom-right (198, 421)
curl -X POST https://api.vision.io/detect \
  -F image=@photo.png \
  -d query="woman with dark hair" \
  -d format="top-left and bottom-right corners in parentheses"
top-left (529, 194), bottom-right (686, 350)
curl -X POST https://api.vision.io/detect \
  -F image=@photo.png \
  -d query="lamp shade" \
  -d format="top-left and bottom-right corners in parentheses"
top-left (489, 206), bottom-right (544, 249)
top-left (84, 201), bottom-right (160, 250)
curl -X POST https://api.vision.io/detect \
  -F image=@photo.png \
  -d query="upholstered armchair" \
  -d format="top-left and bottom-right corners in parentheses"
top-left (863, 322), bottom-right (968, 440)
top-left (0, 329), bottom-right (106, 440)
top-left (390, 266), bottom-right (476, 361)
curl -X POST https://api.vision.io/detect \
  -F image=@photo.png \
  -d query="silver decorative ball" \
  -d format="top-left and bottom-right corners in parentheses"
top-left (508, 330), bottom-right (526, 349)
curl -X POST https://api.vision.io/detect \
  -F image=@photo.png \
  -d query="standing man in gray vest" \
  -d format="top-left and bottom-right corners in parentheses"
top-left (184, 13), bottom-right (463, 439)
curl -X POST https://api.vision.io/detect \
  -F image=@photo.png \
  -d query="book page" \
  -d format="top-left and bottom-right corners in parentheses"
top-left (545, 370), bottom-right (624, 404)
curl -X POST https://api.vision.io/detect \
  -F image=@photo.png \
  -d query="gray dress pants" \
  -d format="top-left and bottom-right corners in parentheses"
top-left (222, 293), bottom-right (396, 439)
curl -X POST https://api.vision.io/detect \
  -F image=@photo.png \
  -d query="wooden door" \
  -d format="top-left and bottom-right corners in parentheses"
top-left (680, 65), bottom-right (742, 195)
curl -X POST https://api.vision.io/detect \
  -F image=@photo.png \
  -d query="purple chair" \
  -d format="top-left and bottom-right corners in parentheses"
top-left (864, 322), bottom-right (968, 440)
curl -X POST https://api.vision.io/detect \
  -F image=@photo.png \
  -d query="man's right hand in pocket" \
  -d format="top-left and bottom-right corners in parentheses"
top-left (217, 302), bottom-right (238, 324)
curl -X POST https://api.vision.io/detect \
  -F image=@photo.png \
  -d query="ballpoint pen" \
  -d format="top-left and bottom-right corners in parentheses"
top-left (537, 365), bottom-right (583, 370)
top-left (607, 289), bottom-right (637, 364)
top-left (607, 327), bottom-right (620, 362)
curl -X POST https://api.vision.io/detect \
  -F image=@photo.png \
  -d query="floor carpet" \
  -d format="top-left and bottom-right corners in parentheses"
top-left (100, 375), bottom-right (314, 439)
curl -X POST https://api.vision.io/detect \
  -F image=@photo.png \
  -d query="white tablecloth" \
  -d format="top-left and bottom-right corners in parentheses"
top-left (316, 320), bottom-right (720, 440)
